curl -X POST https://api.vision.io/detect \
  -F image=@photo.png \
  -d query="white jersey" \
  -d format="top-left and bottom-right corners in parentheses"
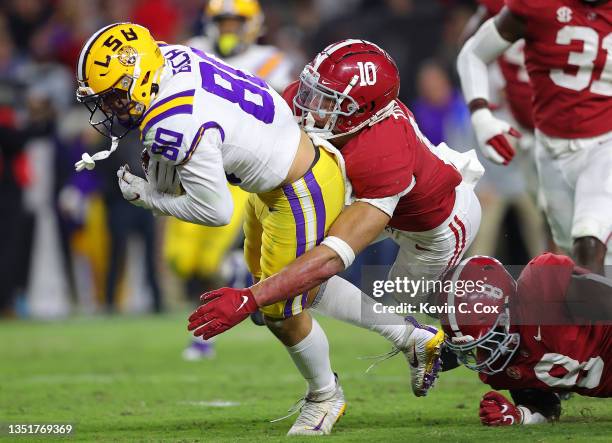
top-left (186, 36), bottom-right (293, 92)
top-left (139, 44), bottom-right (300, 225)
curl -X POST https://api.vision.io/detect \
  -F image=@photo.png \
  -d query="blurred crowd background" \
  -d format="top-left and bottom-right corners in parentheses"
top-left (0, 0), bottom-right (549, 319)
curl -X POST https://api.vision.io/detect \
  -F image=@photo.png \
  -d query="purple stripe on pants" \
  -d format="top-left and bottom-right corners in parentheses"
top-left (282, 182), bottom-right (306, 318)
top-left (304, 170), bottom-right (326, 245)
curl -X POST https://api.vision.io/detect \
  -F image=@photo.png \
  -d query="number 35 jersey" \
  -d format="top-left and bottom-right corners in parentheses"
top-left (480, 253), bottom-right (612, 397)
top-left (139, 44), bottom-right (300, 194)
top-left (506, 0), bottom-right (612, 139)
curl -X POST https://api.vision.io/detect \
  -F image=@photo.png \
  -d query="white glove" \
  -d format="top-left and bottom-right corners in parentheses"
top-left (141, 148), bottom-right (182, 195)
top-left (117, 165), bottom-right (153, 209)
top-left (471, 108), bottom-right (521, 165)
top-left (148, 158), bottom-right (182, 195)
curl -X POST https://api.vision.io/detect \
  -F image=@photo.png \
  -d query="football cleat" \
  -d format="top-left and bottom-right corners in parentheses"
top-left (403, 316), bottom-right (444, 397)
top-left (278, 376), bottom-right (346, 436)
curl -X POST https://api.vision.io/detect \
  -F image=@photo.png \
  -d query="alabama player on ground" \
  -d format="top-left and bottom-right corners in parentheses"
top-left (457, 0), bottom-right (612, 274)
top-left (187, 40), bottom-right (483, 382)
top-left (439, 253), bottom-right (612, 425)
top-left (75, 25), bottom-right (442, 436)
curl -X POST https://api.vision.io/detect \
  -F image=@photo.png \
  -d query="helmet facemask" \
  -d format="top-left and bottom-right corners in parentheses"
top-left (76, 75), bottom-right (146, 139)
top-left (293, 65), bottom-right (359, 139)
top-left (211, 16), bottom-right (249, 57)
top-left (446, 311), bottom-right (520, 375)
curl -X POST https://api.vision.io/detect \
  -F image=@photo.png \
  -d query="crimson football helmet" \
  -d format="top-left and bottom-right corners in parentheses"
top-left (293, 39), bottom-right (400, 139)
top-left (439, 256), bottom-right (520, 375)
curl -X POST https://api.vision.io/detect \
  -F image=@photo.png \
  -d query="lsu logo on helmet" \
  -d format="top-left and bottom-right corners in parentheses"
top-left (76, 23), bottom-right (165, 139)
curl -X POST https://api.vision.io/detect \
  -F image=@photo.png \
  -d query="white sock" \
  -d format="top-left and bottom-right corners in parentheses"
top-left (286, 318), bottom-right (336, 395)
top-left (312, 275), bottom-right (413, 349)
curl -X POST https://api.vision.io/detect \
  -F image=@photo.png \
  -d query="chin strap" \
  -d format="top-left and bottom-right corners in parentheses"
top-left (75, 136), bottom-right (120, 172)
top-left (323, 100), bottom-right (398, 140)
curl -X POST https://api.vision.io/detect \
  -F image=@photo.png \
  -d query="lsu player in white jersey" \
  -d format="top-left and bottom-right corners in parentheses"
top-left (74, 23), bottom-right (442, 435)
top-left (175, 0), bottom-right (295, 360)
top-left (187, 0), bottom-right (293, 92)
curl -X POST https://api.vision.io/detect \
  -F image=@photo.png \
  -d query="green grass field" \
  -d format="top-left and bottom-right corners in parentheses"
top-left (1, 313), bottom-right (610, 442)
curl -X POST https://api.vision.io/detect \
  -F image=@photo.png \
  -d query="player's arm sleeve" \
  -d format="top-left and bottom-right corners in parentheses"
top-left (457, 17), bottom-right (514, 105)
top-left (510, 389), bottom-right (561, 423)
top-left (148, 129), bottom-right (233, 226)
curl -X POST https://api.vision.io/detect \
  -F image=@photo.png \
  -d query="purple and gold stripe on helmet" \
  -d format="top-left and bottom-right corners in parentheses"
top-left (139, 89), bottom-right (195, 137)
top-left (180, 121), bottom-right (225, 165)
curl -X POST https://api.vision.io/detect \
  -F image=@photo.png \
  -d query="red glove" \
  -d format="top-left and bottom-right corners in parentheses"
top-left (479, 391), bottom-right (523, 426)
top-left (187, 287), bottom-right (258, 339)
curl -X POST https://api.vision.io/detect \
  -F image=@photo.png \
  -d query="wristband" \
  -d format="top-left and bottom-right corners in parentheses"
top-left (321, 236), bottom-right (355, 269)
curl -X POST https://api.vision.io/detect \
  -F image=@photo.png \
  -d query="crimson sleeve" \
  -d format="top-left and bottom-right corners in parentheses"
top-left (343, 121), bottom-right (415, 199)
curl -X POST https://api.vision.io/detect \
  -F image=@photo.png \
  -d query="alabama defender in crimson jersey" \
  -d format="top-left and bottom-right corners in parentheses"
top-left (457, 1), bottom-right (612, 274)
top-left (471, 0), bottom-right (534, 132)
top-left (439, 253), bottom-right (612, 425)
top-left (188, 40), bottom-right (484, 396)
top-left (275, 40), bottom-right (482, 291)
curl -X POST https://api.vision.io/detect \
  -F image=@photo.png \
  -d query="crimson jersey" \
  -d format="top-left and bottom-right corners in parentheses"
top-left (341, 101), bottom-right (462, 232)
top-left (480, 0), bottom-right (534, 129)
top-left (282, 82), bottom-right (463, 232)
top-left (481, 253), bottom-right (612, 397)
top-left (506, 0), bottom-right (612, 138)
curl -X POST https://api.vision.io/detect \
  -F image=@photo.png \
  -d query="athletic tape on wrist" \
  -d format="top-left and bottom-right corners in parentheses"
top-left (321, 236), bottom-right (355, 269)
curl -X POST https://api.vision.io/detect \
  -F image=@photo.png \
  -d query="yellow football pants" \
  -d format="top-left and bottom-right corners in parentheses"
top-left (243, 148), bottom-right (345, 319)
top-left (164, 185), bottom-right (250, 278)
